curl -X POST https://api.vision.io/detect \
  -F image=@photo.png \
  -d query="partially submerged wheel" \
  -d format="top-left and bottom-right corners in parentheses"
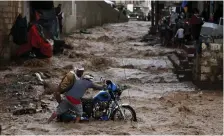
top-left (111, 105), bottom-right (137, 122)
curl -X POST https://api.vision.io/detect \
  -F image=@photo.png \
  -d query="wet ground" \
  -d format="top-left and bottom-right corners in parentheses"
top-left (0, 21), bottom-right (223, 135)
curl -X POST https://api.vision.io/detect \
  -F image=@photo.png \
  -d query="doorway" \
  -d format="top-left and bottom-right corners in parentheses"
top-left (29, 1), bottom-right (54, 21)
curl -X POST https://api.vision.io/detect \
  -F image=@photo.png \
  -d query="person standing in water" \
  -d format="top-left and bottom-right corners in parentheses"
top-left (55, 4), bottom-right (63, 34)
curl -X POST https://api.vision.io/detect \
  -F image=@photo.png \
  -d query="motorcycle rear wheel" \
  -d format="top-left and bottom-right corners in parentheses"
top-left (111, 105), bottom-right (137, 122)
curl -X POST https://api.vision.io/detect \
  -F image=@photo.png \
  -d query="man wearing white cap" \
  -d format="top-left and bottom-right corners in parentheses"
top-left (54, 67), bottom-right (85, 104)
top-left (48, 67), bottom-right (105, 123)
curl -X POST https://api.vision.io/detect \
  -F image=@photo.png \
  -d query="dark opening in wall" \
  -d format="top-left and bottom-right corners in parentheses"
top-left (30, 1), bottom-right (54, 10)
top-left (30, 1), bottom-right (54, 21)
top-left (29, 1), bottom-right (59, 39)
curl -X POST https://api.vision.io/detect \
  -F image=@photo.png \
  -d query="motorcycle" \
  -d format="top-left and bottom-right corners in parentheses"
top-left (57, 80), bottom-right (137, 122)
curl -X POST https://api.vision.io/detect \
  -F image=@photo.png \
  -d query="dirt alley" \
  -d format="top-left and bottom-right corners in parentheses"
top-left (0, 21), bottom-right (223, 135)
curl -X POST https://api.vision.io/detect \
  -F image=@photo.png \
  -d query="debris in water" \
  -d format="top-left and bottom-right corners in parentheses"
top-left (63, 50), bottom-right (69, 56)
top-left (28, 85), bottom-right (34, 90)
top-left (63, 64), bottom-right (74, 70)
top-left (150, 125), bottom-right (156, 131)
top-left (112, 132), bottom-right (130, 135)
top-left (121, 64), bottom-right (135, 69)
top-left (13, 108), bottom-right (36, 115)
top-left (63, 43), bottom-right (74, 49)
top-left (166, 100), bottom-right (175, 107)
top-left (86, 57), bottom-right (114, 71)
top-left (134, 44), bottom-right (140, 46)
top-left (68, 52), bottom-right (87, 59)
top-left (68, 53), bottom-right (75, 58)
top-left (159, 96), bottom-right (165, 101)
top-left (80, 29), bottom-right (92, 34)
top-left (207, 97), bottom-right (214, 101)
top-left (23, 59), bottom-right (50, 67)
top-left (41, 100), bottom-right (48, 110)
top-left (96, 35), bottom-right (111, 42)
top-left (127, 36), bottom-right (135, 40)
top-left (143, 52), bottom-right (154, 57)
top-left (178, 105), bottom-right (191, 113)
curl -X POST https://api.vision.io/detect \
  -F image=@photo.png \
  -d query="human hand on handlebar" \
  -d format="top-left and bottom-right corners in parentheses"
top-left (100, 77), bottom-right (107, 84)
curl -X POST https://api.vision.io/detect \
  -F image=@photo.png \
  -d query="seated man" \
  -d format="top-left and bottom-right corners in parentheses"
top-left (16, 11), bottom-right (53, 59)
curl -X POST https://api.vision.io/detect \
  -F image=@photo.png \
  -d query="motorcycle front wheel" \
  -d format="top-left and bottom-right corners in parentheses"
top-left (111, 105), bottom-right (137, 122)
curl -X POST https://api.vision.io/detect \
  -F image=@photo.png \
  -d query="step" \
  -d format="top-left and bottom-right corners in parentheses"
top-left (187, 54), bottom-right (195, 62)
top-left (174, 50), bottom-right (187, 60)
top-left (177, 74), bottom-right (192, 81)
top-left (180, 60), bottom-right (194, 66)
top-left (175, 50), bottom-right (196, 62)
top-left (183, 44), bottom-right (196, 54)
top-left (167, 54), bottom-right (180, 69)
top-left (180, 60), bottom-right (190, 67)
top-left (180, 63), bottom-right (193, 69)
top-left (176, 69), bottom-right (192, 75)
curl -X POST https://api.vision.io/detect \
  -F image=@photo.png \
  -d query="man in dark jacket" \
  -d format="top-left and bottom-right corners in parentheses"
top-left (190, 8), bottom-right (204, 41)
top-left (16, 11), bottom-right (53, 59)
top-left (55, 4), bottom-right (63, 34)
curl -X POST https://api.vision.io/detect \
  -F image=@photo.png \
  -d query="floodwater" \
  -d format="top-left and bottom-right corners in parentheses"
top-left (0, 21), bottom-right (223, 135)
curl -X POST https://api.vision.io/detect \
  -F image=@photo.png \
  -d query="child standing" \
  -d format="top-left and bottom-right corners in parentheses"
top-left (175, 26), bottom-right (184, 48)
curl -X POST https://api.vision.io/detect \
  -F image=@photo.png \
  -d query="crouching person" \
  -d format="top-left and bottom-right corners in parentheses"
top-left (48, 70), bottom-right (105, 123)
top-left (16, 23), bottom-right (53, 59)
top-left (15, 11), bottom-right (53, 59)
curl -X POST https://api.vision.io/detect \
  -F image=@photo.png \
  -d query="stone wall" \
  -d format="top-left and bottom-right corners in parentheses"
top-left (193, 41), bottom-right (223, 88)
top-left (0, 1), bottom-right (24, 62)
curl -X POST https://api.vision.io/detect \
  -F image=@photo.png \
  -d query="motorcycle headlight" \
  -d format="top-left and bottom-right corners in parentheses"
top-left (137, 16), bottom-right (139, 18)
top-left (127, 15), bottom-right (130, 18)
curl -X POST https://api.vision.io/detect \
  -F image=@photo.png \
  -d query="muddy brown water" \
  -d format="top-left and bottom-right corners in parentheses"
top-left (0, 21), bottom-right (223, 135)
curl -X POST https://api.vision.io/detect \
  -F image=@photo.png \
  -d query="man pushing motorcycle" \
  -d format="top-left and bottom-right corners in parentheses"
top-left (47, 67), bottom-right (106, 123)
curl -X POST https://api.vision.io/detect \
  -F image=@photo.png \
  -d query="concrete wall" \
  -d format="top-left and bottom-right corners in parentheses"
top-left (197, 1), bottom-right (204, 14)
top-left (54, 1), bottom-right (77, 34)
top-left (75, 1), bottom-right (128, 32)
top-left (0, 1), bottom-right (24, 62)
top-left (54, 1), bottom-right (128, 34)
